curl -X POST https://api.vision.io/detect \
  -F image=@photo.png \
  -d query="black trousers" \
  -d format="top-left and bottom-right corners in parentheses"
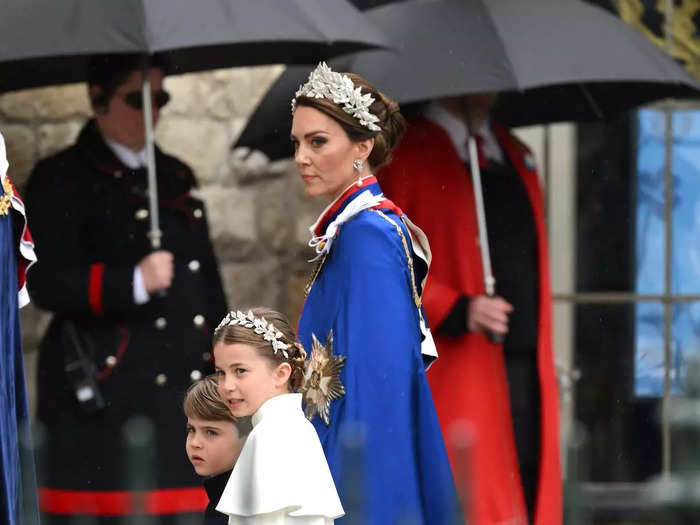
top-left (504, 350), bottom-right (541, 524)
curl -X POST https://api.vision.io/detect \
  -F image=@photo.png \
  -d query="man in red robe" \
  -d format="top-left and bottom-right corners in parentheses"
top-left (378, 94), bottom-right (561, 525)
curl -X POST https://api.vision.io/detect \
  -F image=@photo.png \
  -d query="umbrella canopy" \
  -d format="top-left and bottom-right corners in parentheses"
top-left (350, 0), bottom-right (698, 114)
top-left (0, 0), bottom-right (389, 248)
top-left (0, 0), bottom-right (389, 93)
top-left (235, 0), bottom-right (700, 159)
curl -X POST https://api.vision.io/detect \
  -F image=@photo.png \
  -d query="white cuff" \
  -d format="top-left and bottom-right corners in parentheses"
top-left (133, 266), bottom-right (150, 305)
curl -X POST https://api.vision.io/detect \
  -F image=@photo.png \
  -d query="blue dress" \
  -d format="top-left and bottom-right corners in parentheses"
top-left (0, 172), bottom-right (39, 525)
top-left (298, 178), bottom-right (462, 525)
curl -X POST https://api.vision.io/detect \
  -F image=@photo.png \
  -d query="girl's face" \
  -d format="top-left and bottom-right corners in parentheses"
top-left (185, 417), bottom-right (244, 477)
top-left (214, 342), bottom-right (290, 418)
top-left (291, 105), bottom-right (373, 200)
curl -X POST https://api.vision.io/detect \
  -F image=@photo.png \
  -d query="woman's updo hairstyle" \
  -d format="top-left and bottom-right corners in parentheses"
top-left (213, 307), bottom-right (307, 392)
top-left (294, 72), bottom-right (406, 171)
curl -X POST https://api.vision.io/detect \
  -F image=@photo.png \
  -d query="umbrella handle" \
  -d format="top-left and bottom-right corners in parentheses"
top-left (485, 280), bottom-right (505, 345)
top-left (486, 330), bottom-right (505, 344)
top-left (154, 246), bottom-right (168, 299)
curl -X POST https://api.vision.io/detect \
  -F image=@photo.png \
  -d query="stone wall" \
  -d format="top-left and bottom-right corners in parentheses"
top-left (0, 66), bottom-right (326, 415)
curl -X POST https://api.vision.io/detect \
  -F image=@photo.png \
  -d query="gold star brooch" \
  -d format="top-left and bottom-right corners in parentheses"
top-left (0, 177), bottom-right (13, 216)
top-left (302, 331), bottom-right (346, 426)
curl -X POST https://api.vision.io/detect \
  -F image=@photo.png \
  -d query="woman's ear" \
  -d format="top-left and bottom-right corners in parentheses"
top-left (274, 362), bottom-right (292, 389)
top-left (354, 137), bottom-right (375, 163)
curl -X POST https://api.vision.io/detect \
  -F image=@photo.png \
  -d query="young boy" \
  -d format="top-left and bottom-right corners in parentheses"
top-left (184, 375), bottom-right (252, 525)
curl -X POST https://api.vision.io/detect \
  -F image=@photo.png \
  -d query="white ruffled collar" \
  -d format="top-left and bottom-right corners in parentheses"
top-left (216, 392), bottom-right (344, 520)
top-left (252, 393), bottom-right (303, 427)
top-left (308, 177), bottom-right (384, 262)
top-left (309, 175), bottom-right (376, 234)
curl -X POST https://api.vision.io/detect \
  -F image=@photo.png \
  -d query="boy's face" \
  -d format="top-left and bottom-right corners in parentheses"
top-left (185, 417), bottom-right (245, 477)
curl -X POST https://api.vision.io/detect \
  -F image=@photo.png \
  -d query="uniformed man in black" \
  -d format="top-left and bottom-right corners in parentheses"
top-left (25, 54), bottom-right (228, 524)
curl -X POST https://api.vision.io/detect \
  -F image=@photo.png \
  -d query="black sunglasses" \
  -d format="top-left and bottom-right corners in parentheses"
top-left (123, 89), bottom-right (171, 110)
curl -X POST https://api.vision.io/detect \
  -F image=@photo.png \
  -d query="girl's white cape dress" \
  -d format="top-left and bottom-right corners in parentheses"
top-left (216, 393), bottom-right (344, 524)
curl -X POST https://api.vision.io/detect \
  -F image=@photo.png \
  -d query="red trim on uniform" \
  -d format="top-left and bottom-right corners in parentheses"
top-left (39, 487), bottom-right (208, 516)
top-left (88, 263), bottom-right (105, 316)
top-left (161, 193), bottom-right (197, 229)
top-left (80, 148), bottom-right (124, 177)
top-left (374, 198), bottom-right (403, 218)
top-left (143, 487), bottom-right (208, 515)
top-left (96, 326), bottom-right (130, 381)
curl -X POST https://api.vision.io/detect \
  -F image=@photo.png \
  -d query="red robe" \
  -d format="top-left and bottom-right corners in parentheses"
top-left (378, 117), bottom-right (561, 525)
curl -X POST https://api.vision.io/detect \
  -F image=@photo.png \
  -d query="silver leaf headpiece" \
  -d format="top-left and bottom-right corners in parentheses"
top-left (214, 310), bottom-right (290, 359)
top-left (291, 62), bottom-right (381, 132)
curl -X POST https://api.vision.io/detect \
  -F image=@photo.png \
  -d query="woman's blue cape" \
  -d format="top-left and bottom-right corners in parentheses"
top-left (299, 181), bottom-right (462, 525)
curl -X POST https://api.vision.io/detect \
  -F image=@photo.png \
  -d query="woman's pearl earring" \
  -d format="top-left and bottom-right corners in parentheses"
top-left (353, 159), bottom-right (363, 187)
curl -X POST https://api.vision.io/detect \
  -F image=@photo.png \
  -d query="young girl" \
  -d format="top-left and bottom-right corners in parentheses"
top-left (213, 308), bottom-right (344, 524)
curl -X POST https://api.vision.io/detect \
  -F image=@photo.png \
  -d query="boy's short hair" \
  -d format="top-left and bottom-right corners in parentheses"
top-left (184, 375), bottom-right (252, 438)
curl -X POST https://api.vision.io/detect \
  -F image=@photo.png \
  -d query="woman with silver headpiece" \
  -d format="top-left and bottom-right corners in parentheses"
top-left (291, 63), bottom-right (462, 524)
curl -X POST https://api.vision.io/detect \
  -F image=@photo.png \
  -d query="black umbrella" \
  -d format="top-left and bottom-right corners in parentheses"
top-left (0, 0), bottom-right (389, 247)
top-left (235, 0), bottom-right (699, 158)
top-left (233, 0), bottom-right (699, 330)
top-left (0, 0), bottom-right (389, 93)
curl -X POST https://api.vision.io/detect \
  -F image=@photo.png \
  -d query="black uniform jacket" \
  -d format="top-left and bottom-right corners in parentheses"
top-left (203, 470), bottom-right (231, 525)
top-left (25, 120), bottom-right (228, 512)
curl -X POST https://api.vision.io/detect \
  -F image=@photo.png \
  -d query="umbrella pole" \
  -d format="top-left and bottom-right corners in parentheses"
top-left (466, 135), bottom-right (496, 298)
top-left (142, 56), bottom-right (162, 250)
top-left (463, 100), bottom-right (504, 345)
top-left (466, 134), bottom-right (505, 347)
